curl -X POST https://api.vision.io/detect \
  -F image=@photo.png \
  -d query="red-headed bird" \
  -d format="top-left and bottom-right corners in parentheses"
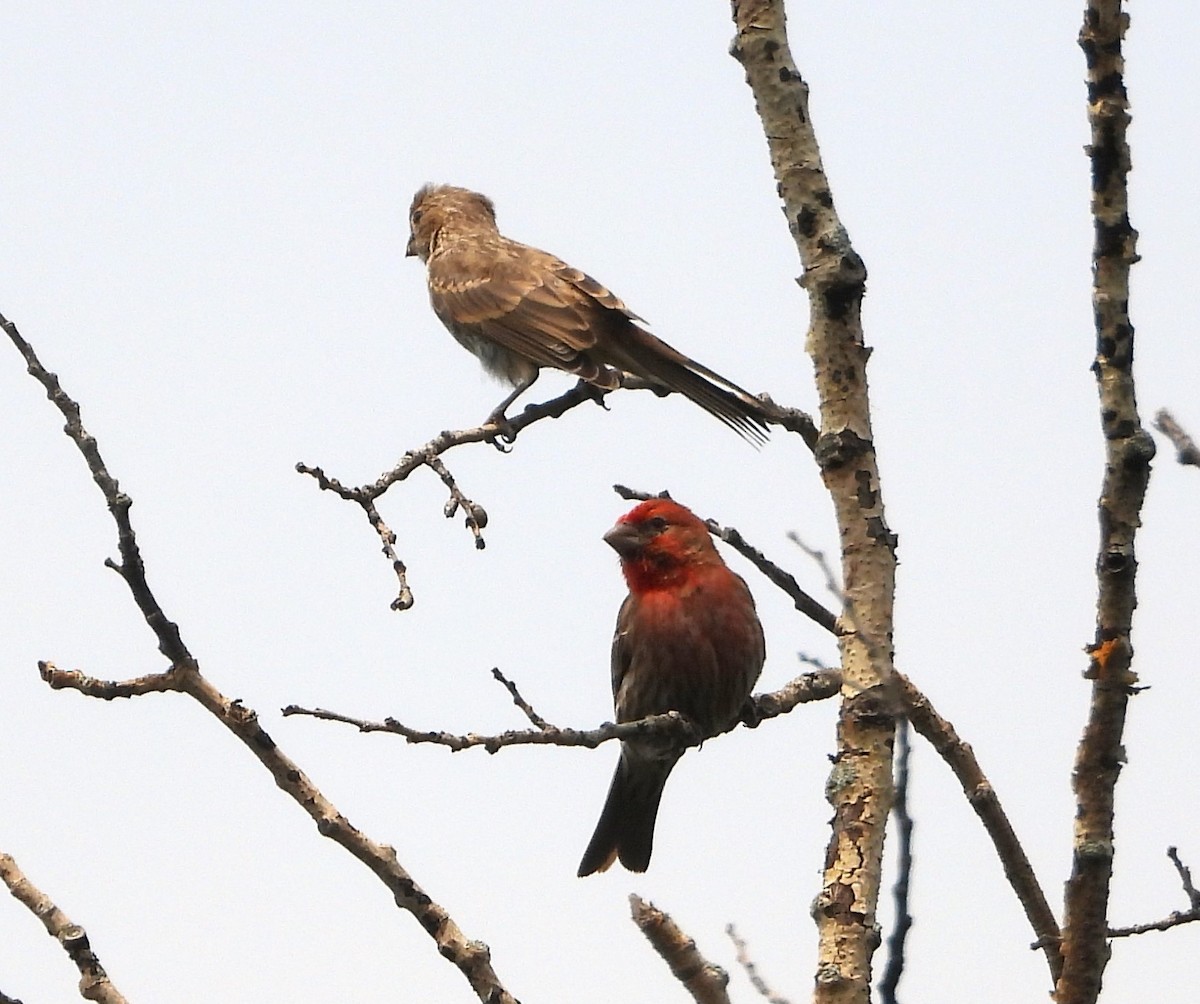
top-left (406, 184), bottom-right (770, 445)
top-left (578, 498), bottom-right (766, 876)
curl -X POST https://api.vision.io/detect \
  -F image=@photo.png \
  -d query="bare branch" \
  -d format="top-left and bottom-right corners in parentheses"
top-left (299, 375), bottom-right (815, 610)
top-left (1108, 847), bottom-right (1200, 938)
top-left (878, 720), bottom-right (913, 1004)
top-left (730, 4), bottom-right (895, 1000)
top-left (630, 895), bottom-right (731, 1004)
top-left (1153, 409), bottom-right (1200, 468)
top-left (1, 852), bottom-right (128, 1004)
top-left (726, 925), bottom-right (793, 1004)
top-left (1059, 5), bottom-right (1153, 1001)
top-left (491, 667), bottom-right (550, 730)
top-left (1168, 845), bottom-right (1200, 909)
top-left (3, 312), bottom-right (190, 668)
top-left (4, 315), bottom-right (522, 1004)
top-left (282, 669), bottom-right (843, 751)
top-left (896, 674), bottom-right (1063, 980)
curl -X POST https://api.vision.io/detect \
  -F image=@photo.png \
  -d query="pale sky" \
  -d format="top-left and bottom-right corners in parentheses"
top-left (3, 3), bottom-right (1199, 1002)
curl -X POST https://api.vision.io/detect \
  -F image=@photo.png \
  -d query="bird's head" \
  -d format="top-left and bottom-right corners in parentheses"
top-left (406, 184), bottom-right (498, 260)
top-left (604, 498), bottom-right (720, 590)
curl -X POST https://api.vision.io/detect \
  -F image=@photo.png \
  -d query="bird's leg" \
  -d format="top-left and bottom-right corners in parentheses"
top-left (484, 373), bottom-right (538, 443)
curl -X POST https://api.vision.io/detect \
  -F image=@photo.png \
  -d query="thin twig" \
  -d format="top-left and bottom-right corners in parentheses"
top-left (727, 925), bottom-right (793, 1003)
top-left (1167, 846), bottom-right (1200, 909)
top-left (1108, 847), bottom-right (1200, 938)
top-left (491, 667), bottom-right (550, 729)
top-left (1153, 409), bottom-right (1200, 468)
top-left (630, 896), bottom-right (731, 1004)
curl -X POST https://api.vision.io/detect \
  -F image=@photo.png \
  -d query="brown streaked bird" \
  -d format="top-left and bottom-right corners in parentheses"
top-left (405, 184), bottom-right (770, 444)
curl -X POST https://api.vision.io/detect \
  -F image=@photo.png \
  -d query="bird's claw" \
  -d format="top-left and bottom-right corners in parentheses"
top-left (739, 697), bottom-right (763, 729)
top-left (483, 412), bottom-right (518, 451)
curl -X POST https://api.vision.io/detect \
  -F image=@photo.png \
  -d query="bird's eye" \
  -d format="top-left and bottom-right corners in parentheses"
top-left (411, 209), bottom-right (424, 226)
top-left (647, 516), bottom-right (669, 532)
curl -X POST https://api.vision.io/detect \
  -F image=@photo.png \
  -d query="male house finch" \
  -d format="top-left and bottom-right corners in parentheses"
top-left (577, 498), bottom-right (766, 876)
top-left (406, 184), bottom-right (770, 444)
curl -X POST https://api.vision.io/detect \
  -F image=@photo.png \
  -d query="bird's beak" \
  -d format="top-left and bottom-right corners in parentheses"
top-left (405, 235), bottom-right (418, 258)
top-left (603, 520), bottom-right (643, 559)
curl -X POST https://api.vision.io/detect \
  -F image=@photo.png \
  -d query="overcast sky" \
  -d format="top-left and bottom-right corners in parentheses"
top-left (3, 3), bottom-right (1199, 1002)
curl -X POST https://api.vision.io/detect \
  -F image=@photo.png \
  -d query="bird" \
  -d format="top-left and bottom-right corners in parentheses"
top-left (405, 184), bottom-right (771, 444)
top-left (577, 497), bottom-right (766, 876)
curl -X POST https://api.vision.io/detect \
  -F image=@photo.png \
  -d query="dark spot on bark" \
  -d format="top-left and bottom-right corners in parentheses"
top-left (855, 470), bottom-right (878, 509)
top-left (763, 40), bottom-right (780, 58)
top-left (1094, 218), bottom-right (1130, 258)
top-left (287, 769), bottom-right (300, 783)
top-left (1124, 430), bottom-right (1156, 465)
top-left (815, 189), bottom-right (833, 208)
top-left (814, 429), bottom-right (870, 471)
top-left (1088, 71), bottom-right (1125, 102)
top-left (822, 279), bottom-right (863, 322)
top-left (1090, 126), bottom-right (1121, 191)
top-left (867, 515), bottom-right (899, 554)
top-left (1080, 38), bottom-right (1098, 70)
top-left (1108, 417), bottom-right (1135, 439)
top-left (796, 206), bottom-right (818, 238)
top-left (253, 728), bottom-right (276, 751)
top-left (1101, 549), bottom-right (1128, 574)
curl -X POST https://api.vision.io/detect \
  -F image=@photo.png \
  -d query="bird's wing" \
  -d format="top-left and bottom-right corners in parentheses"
top-left (428, 241), bottom-right (633, 381)
top-left (610, 592), bottom-right (637, 710)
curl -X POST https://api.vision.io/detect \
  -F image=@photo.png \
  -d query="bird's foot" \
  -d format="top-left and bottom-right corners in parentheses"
top-left (482, 410), bottom-right (518, 451)
top-left (572, 378), bottom-right (611, 410)
top-left (738, 697), bottom-right (763, 730)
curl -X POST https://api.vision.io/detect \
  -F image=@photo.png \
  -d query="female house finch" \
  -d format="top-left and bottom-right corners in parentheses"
top-left (578, 498), bottom-right (766, 876)
top-left (405, 184), bottom-right (770, 445)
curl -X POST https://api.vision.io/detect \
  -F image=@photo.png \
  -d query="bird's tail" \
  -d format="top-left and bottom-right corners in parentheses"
top-left (622, 326), bottom-right (772, 446)
top-left (577, 751), bottom-right (678, 877)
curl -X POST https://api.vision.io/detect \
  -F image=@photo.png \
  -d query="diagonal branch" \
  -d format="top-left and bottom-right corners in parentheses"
top-left (1058, 4), bottom-right (1153, 1002)
top-left (896, 676), bottom-right (1063, 980)
top-left (730, 5), bottom-right (895, 1002)
top-left (727, 925), bottom-right (794, 1004)
top-left (0, 852), bottom-right (128, 1004)
top-left (630, 895), bottom-right (731, 1004)
top-left (3, 313), bottom-right (522, 1004)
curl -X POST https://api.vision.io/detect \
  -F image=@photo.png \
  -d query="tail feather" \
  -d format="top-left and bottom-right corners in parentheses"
top-left (621, 326), bottom-right (771, 446)
top-left (577, 753), bottom-right (677, 877)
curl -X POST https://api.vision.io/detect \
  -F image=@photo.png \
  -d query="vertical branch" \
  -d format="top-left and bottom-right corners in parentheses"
top-left (1057, 3), bottom-right (1153, 1002)
top-left (730, 4), bottom-right (896, 1003)
top-left (878, 721), bottom-right (912, 1004)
